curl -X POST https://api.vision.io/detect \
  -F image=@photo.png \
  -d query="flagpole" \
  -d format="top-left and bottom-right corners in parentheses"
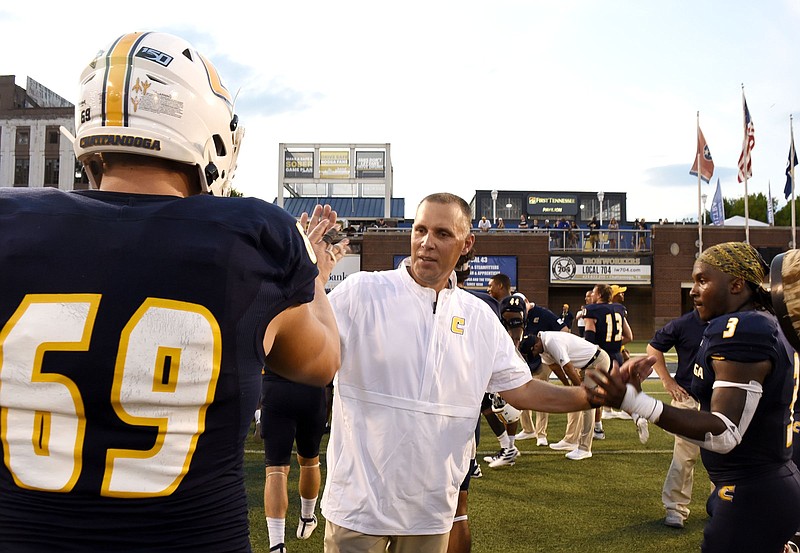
top-left (792, 114), bottom-right (796, 249)
top-left (697, 111), bottom-right (703, 252)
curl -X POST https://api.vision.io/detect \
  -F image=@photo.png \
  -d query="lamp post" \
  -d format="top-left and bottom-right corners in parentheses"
top-left (491, 189), bottom-right (498, 224)
top-left (701, 193), bottom-right (708, 225)
top-left (597, 191), bottom-right (605, 226)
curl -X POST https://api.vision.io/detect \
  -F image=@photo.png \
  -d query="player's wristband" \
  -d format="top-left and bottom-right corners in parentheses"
top-left (620, 384), bottom-right (663, 423)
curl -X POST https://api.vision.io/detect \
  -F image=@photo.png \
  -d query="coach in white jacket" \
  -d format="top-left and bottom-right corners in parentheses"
top-left (322, 193), bottom-right (607, 553)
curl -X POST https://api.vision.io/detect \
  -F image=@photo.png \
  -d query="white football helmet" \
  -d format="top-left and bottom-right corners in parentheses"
top-left (72, 31), bottom-right (244, 196)
top-left (490, 393), bottom-right (521, 424)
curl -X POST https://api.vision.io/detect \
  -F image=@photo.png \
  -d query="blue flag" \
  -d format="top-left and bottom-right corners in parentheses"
top-left (786, 131), bottom-right (798, 199)
top-left (711, 178), bottom-right (725, 226)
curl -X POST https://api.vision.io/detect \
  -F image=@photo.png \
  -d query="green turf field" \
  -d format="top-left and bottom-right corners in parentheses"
top-left (244, 379), bottom-right (710, 552)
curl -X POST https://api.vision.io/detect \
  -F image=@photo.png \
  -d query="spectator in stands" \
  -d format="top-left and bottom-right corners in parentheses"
top-left (588, 216), bottom-right (600, 250)
top-left (519, 214), bottom-right (529, 229)
top-left (497, 217), bottom-right (505, 229)
top-left (478, 216), bottom-right (491, 232)
top-left (635, 218), bottom-right (647, 251)
top-left (556, 217), bottom-right (570, 248)
top-left (568, 220), bottom-right (580, 249)
top-left (608, 217), bottom-right (620, 250)
top-left (531, 218), bottom-right (540, 229)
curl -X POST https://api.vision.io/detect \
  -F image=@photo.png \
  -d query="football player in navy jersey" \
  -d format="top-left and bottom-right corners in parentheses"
top-left (0, 32), bottom-right (343, 552)
top-left (593, 242), bottom-right (800, 553)
top-left (583, 283), bottom-right (633, 369)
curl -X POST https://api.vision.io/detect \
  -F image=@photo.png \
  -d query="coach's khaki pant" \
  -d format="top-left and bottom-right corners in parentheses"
top-left (662, 395), bottom-right (701, 520)
top-left (325, 520), bottom-right (450, 553)
top-left (560, 350), bottom-right (610, 452)
top-left (518, 366), bottom-right (553, 438)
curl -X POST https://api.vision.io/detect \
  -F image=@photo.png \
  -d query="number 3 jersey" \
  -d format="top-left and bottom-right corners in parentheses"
top-left (691, 310), bottom-right (797, 483)
top-left (0, 188), bottom-right (318, 551)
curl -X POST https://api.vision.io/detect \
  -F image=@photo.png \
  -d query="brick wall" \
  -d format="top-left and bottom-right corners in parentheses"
top-left (358, 224), bottom-right (794, 340)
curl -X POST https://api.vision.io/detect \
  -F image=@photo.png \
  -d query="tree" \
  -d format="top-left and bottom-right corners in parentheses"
top-left (775, 198), bottom-right (800, 226)
top-left (228, 187), bottom-right (244, 198)
top-left (704, 192), bottom-right (770, 224)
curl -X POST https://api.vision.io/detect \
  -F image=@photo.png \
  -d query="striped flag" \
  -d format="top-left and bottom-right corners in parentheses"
top-left (786, 129), bottom-right (798, 199)
top-left (737, 93), bottom-right (755, 183)
top-left (689, 126), bottom-right (714, 183)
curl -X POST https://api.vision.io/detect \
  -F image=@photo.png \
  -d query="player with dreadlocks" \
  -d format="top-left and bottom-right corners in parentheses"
top-left (592, 242), bottom-right (800, 553)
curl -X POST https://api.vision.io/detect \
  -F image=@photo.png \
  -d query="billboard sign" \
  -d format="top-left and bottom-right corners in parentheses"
top-left (356, 151), bottom-right (385, 178)
top-left (527, 194), bottom-right (579, 216)
top-left (549, 255), bottom-right (652, 284)
top-left (283, 151), bottom-right (314, 179)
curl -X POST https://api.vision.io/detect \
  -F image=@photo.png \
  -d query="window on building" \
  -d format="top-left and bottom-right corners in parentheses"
top-left (44, 158), bottom-right (60, 187)
top-left (48, 130), bottom-right (60, 144)
top-left (16, 129), bottom-right (29, 146)
top-left (14, 158), bottom-right (30, 186)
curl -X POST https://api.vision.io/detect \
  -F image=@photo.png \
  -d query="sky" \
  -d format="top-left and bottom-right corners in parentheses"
top-left (2, 0), bottom-right (799, 223)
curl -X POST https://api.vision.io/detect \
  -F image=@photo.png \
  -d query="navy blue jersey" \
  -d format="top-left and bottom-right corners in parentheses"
top-left (521, 305), bottom-right (566, 372)
top-left (649, 309), bottom-right (706, 395)
top-left (465, 289), bottom-right (501, 319)
top-left (691, 310), bottom-right (798, 483)
top-left (0, 188), bottom-right (318, 551)
top-left (524, 305), bottom-right (566, 335)
top-left (584, 302), bottom-right (627, 356)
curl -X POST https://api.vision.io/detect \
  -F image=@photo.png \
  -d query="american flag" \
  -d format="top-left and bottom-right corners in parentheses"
top-left (737, 93), bottom-right (755, 183)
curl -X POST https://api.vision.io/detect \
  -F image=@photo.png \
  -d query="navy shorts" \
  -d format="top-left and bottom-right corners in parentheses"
top-left (261, 380), bottom-right (327, 467)
top-left (702, 463), bottom-right (800, 553)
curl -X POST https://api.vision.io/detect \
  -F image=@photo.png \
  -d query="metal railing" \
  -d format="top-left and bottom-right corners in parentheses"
top-left (340, 226), bottom-right (653, 253)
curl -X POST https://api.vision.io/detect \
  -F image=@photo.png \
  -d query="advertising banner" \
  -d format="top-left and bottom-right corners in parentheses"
top-left (393, 255), bottom-right (518, 289)
top-left (550, 255), bottom-right (652, 284)
top-left (283, 151), bottom-right (314, 179)
top-left (325, 255), bottom-right (361, 293)
top-left (527, 194), bottom-right (579, 216)
top-left (356, 151), bottom-right (385, 178)
top-left (320, 150), bottom-right (350, 179)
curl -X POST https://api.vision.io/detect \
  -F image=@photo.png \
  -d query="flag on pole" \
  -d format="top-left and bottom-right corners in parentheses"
top-left (689, 126), bottom-right (714, 183)
top-left (737, 93), bottom-right (755, 183)
top-left (768, 181), bottom-right (774, 225)
top-left (711, 178), bottom-right (725, 226)
top-left (786, 129), bottom-right (798, 199)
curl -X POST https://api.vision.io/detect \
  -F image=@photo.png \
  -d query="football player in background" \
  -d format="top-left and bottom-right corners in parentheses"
top-left (0, 31), bottom-right (343, 551)
top-left (594, 242), bottom-right (800, 553)
top-left (584, 283), bottom-right (633, 437)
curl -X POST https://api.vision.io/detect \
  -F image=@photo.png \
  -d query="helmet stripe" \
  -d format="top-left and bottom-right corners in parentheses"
top-left (198, 52), bottom-right (232, 107)
top-left (102, 32), bottom-right (150, 127)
